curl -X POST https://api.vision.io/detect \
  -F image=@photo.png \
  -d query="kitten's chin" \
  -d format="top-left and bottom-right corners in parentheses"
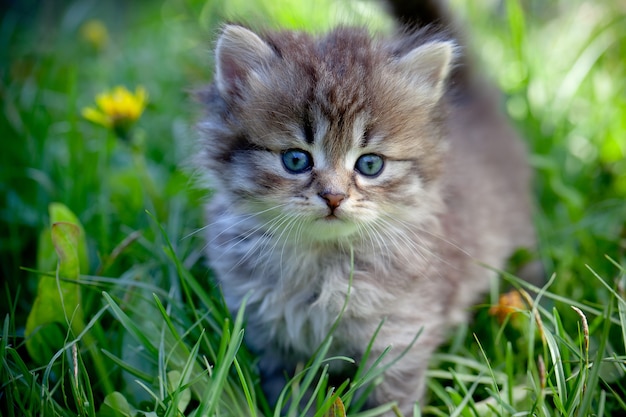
top-left (302, 217), bottom-right (359, 242)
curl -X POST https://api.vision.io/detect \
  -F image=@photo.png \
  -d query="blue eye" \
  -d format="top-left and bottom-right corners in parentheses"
top-left (282, 149), bottom-right (313, 174)
top-left (355, 154), bottom-right (384, 177)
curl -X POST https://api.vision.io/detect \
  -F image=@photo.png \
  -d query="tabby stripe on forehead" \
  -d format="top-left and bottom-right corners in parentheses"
top-left (303, 111), bottom-right (315, 144)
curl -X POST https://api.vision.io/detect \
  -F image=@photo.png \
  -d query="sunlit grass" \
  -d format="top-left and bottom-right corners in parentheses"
top-left (1, 0), bottom-right (624, 416)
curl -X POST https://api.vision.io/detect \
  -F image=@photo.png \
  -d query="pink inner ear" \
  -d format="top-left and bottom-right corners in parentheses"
top-left (217, 53), bottom-right (247, 96)
top-left (214, 25), bottom-right (277, 97)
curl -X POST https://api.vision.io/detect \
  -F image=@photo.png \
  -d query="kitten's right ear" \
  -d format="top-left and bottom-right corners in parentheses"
top-left (215, 25), bottom-right (276, 97)
top-left (396, 40), bottom-right (456, 102)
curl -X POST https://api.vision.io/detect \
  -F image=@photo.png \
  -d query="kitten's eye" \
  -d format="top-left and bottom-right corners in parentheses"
top-left (282, 149), bottom-right (313, 174)
top-left (355, 154), bottom-right (384, 177)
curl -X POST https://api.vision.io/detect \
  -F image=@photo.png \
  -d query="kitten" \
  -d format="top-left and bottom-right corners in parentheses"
top-left (196, 0), bottom-right (536, 413)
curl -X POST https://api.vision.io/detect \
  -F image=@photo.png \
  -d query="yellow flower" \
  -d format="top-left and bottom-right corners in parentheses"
top-left (489, 290), bottom-right (526, 323)
top-left (80, 19), bottom-right (109, 51)
top-left (82, 86), bottom-right (148, 138)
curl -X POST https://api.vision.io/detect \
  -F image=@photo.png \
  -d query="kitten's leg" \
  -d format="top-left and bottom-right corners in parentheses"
top-left (258, 352), bottom-right (316, 415)
top-left (369, 365), bottom-right (429, 414)
top-left (364, 327), bottom-right (444, 414)
top-left (257, 352), bottom-right (292, 407)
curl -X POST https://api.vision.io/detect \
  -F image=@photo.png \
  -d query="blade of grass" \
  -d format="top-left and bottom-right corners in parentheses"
top-left (163, 330), bottom-right (205, 417)
top-left (100, 349), bottom-right (154, 381)
top-left (196, 294), bottom-right (247, 417)
top-left (286, 337), bottom-right (334, 416)
top-left (102, 292), bottom-right (159, 356)
top-left (233, 356), bottom-right (258, 417)
top-left (542, 309), bottom-right (568, 412)
top-left (576, 267), bottom-right (615, 417)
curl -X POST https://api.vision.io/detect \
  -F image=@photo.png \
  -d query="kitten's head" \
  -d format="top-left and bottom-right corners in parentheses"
top-left (199, 25), bottom-right (456, 242)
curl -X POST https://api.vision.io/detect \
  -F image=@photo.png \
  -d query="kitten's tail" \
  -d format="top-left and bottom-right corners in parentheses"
top-left (384, 0), bottom-right (475, 90)
top-left (384, 0), bottom-right (456, 30)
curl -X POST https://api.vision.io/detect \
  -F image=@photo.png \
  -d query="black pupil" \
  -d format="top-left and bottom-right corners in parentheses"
top-left (364, 158), bottom-right (376, 171)
top-left (291, 154), bottom-right (304, 166)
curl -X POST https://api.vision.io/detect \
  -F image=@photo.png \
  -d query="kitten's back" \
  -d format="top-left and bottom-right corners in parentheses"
top-left (388, 0), bottom-right (537, 308)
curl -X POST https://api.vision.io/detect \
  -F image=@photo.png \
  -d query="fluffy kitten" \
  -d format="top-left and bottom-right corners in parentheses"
top-left (196, 0), bottom-right (536, 413)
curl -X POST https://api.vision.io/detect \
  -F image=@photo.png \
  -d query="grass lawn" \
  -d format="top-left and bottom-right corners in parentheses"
top-left (1, 0), bottom-right (625, 415)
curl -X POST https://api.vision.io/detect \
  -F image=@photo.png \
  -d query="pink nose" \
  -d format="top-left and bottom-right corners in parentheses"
top-left (319, 192), bottom-right (346, 210)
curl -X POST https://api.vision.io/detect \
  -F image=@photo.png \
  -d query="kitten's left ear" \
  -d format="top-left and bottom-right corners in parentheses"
top-left (215, 25), bottom-right (276, 96)
top-left (397, 40), bottom-right (456, 101)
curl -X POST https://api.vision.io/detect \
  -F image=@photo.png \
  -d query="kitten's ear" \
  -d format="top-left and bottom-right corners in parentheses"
top-left (215, 25), bottom-right (276, 96)
top-left (397, 40), bottom-right (456, 101)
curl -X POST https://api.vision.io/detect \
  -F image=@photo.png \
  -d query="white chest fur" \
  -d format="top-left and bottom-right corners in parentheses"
top-left (218, 243), bottom-right (362, 355)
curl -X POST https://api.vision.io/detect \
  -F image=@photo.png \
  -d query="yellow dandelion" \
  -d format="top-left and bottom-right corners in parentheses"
top-left (489, 290), bottom-right (526, 323)
top-left (82, 86), bottom-right (148, 139)
top-left (80, 19), bottom-right (109, 51)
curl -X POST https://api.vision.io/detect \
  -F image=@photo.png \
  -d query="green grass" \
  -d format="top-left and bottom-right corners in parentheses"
top-left (1, 0), bottom-right (625, 415)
